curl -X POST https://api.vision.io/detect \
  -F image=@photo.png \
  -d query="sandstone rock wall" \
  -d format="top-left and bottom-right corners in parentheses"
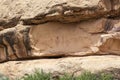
top-left (0, 0), bottom-right (120, 62)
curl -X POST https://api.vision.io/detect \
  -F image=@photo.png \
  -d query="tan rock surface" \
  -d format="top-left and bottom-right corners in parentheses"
top-left (0, 0), bottom-right (120, 79)
top-left (0, 55), bottom-right (120, 79)
top-left (1, 18), bottom-right (120, 62)
top-left (0, 0), bottom-right (120, 62)
top-left (0, 0), bottom-right (120, 26)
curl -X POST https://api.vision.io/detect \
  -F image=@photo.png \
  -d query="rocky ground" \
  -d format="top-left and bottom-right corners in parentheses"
top-left (0, 55), bottom-right (120, 79)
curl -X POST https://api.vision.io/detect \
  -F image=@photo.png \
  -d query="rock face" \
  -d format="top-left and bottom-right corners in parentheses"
top-left (0, 0), bottom-right (120, 62)
top-left (1, 55), bottom-right (120, 80)
top-left (0, 0), bottom-right (120, 26)
top-left (0, 0), bottom-right (120, 79)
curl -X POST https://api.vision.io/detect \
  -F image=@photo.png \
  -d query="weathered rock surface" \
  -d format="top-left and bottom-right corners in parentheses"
top-left (1, 18), bottom-right (120, 62)
top-left (0, 0), bottom-right (120, 79)
top-left (0, 55), bottom-right (120, 79)
top-left (0, 0), bottom-right (120, 61)
top-left (0, 0), bottom-right (120, 26)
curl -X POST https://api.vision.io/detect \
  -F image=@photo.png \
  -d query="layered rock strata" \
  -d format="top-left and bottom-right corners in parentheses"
top-left (0, 0), bottom-right (120, 62)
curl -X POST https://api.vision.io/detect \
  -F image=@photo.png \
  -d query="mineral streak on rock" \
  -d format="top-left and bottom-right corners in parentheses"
top-left (0, 26), bottom-right (32, 62)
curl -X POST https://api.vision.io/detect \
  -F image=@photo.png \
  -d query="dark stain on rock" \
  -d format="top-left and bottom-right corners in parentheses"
top-left (0, 35), bottom-right (9, 60)
top-left (3, 30), bottom-right (19, 58)
top-left (20, 27), bottom-right (32, 56)
top-left (104, 19), bottom-right (113, 32)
